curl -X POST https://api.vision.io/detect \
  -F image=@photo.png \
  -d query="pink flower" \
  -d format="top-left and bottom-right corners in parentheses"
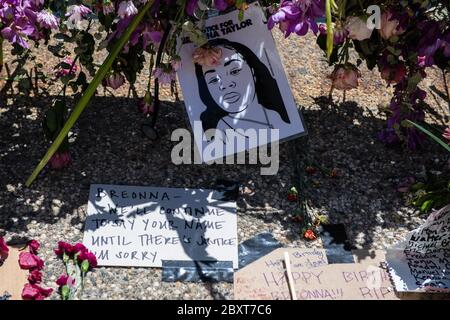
top-left (54, 241), bottom-right (87, 257)
top-left (73, 243), bottom-right (87, 253)
top-left (19, 252), bottom-right (44, 270)
top-left (105, 72), bottom-right (125, 90)
top-left (443, 126), bottom-right (450, 144)
top-left (65, 4), bottom-right (92, 26)
top-left (49, 151), bottom-right (72, 170)
top-left (22, 283), bottom-right (53, 300)
top-left (28, 240), bottom-right (40, 254)
top-left (138, 101), bottom-right (155, 114)
top-left (37, 10), bottom-right (59, 29)
top-left (329, 64), bottom-right (361, 91)
top-left (379, 10), bottom-right (405, 40)
top-left (345, 16), bottom-right (373, 41)
top-left (56, 274), bottom-right (76, 287)
top-left (77, 250), bottom-right (98, 269)
top-left (102, 2), bottom-right (115, 15)
top-left (54, 241), bottom-right (74, 256)
top-left (192, 47), bottom-right (222, 67)
top-left (28, 270), bottom-right (43, 284)
top-left (380, 63), bottom-right (407, 85)
top-left (0, 236), bottom-right (9, 260)
top-left (153, 67), bottom-right (176, 86)
top-left (118, 1), bottom-right (138, 18)
top-left (55, 58), bottom-right (78, 78)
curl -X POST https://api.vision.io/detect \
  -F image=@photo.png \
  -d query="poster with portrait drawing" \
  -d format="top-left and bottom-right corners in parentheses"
top-left (177, 2), bottom-right (306, 162)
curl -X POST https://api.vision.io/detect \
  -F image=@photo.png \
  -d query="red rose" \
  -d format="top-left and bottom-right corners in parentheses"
top-left (28, 240), bottom-right (40, 254)
top-left (0, 236), bottom-right (9, 260)
top-left (28, 270), bottom-right (42, 284)
top-left (304, 229), bottom-right (317, 241)
top-left (19, 252), bottom-right (44, 270)
top-left (22, 283), bottom-right (53, 300)
top-left (305, 166), bottom-right (318, 175)
top-left (330, 168), bottom-right (339, 178)
top-left (77, 250), bottom-right (98, 268)
top-left (56, 274), bottom-right (75, 287)
top-left (287, 194), bottom-right (298, 202)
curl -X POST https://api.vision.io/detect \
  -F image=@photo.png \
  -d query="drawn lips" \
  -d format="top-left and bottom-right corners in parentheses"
top-left (223, 92), bottom-right (241, 104)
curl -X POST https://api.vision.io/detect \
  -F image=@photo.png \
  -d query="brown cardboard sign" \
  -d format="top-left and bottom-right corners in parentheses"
top-left (0, 246), bottom-right (28, 300)
top-left (234, 248), bottom-right (399, 300)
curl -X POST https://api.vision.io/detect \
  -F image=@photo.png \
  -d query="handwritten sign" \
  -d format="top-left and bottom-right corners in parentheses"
top-left (234, 248), bottom-right (398, 300)
top-left (82, 184), bottom-right (238, 268)
top-left (386, 205), bottom-right (450, 292)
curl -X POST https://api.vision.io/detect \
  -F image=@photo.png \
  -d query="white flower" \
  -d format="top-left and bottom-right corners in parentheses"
top-left (345, 16), bottom-right (373, 41)
top-left (118, 1), bottom-right (138, 19)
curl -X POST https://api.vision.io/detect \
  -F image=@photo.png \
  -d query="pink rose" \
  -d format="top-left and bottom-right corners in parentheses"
top-left (0, 236), bottom-right (9, 260)
top-left (77, 250), bottom-right (98, 268)
top-left (192, 47), bottom-right (222, 67)
top-left (22, 283), bottom-right (53, 300)
top-left (28, 240), bottom-right (40, 254)
top-left (443, 126), bottom-right (450, 144)
top-left (49, 151), bottom-right (72, 170)
top-left (379, 10), bottom-right (405, 40)
top-left (345, 16), bottom-right (373, 41)
top-left (105, 72), bottom-right (125, 90)
top-left (56, 274), bottom-right (76, 287)
top-left (329, 64), bottom-right (361, 91)
top-left (19, 252), bottom-right (44, 270)
top-left (28, 270), bottom-right (43, 284)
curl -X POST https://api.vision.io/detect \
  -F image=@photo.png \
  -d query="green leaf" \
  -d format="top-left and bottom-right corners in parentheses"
top-left (404, 120), bottom-right (450, 153)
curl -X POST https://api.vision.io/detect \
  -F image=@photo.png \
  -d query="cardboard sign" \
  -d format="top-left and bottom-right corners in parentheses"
top-left (234, 248), bottom-right (399, 300)
top-left (386, 205), bottom-right (450, 292)
top-left (0, 247), bottom-right (28, 300)
top-left (177, 2), bottom-right (306, 162)
top-left (83, 184), bottom-right (238, 268)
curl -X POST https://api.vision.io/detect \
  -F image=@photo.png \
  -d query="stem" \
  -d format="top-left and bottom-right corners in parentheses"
top-left (151, 22), bottom-right (172, 127)
top-left (443, 70), bottom-right (450, 112)
top-left (325, 0), bottom-right (334, 60)
top-left (25, 0), bottom-right (154, 187)
top-left (0, 36), bottom-right (3, 73)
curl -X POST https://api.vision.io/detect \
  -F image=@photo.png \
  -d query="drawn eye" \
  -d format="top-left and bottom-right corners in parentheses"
top-left (208, 77), bottom-right (219, 85)
top-left (230, 68), bottom-right (241, 76)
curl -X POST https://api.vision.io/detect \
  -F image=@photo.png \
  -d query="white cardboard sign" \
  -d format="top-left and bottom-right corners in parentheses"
top-left (386, 205), bottom-right (450, 292)
top-left (177, 2), bottom-right (306, 162)
top-left (83, 184), bottom-right (238, 268)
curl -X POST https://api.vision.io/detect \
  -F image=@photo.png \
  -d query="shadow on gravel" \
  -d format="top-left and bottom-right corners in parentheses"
top-left (1, 94), bottom-right (449, 296)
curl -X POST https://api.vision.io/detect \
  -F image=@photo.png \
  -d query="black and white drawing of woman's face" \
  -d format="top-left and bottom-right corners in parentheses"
top-left (202, 47), bottom-right (256, 114)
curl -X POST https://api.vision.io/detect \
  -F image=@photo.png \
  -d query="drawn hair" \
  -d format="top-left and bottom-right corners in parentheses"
top-left (195, 38), bottom-right (290, 132)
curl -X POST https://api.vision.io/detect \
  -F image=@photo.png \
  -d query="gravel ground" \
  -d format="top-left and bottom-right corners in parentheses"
top-left (0, 26), bottom-right (449, 300)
